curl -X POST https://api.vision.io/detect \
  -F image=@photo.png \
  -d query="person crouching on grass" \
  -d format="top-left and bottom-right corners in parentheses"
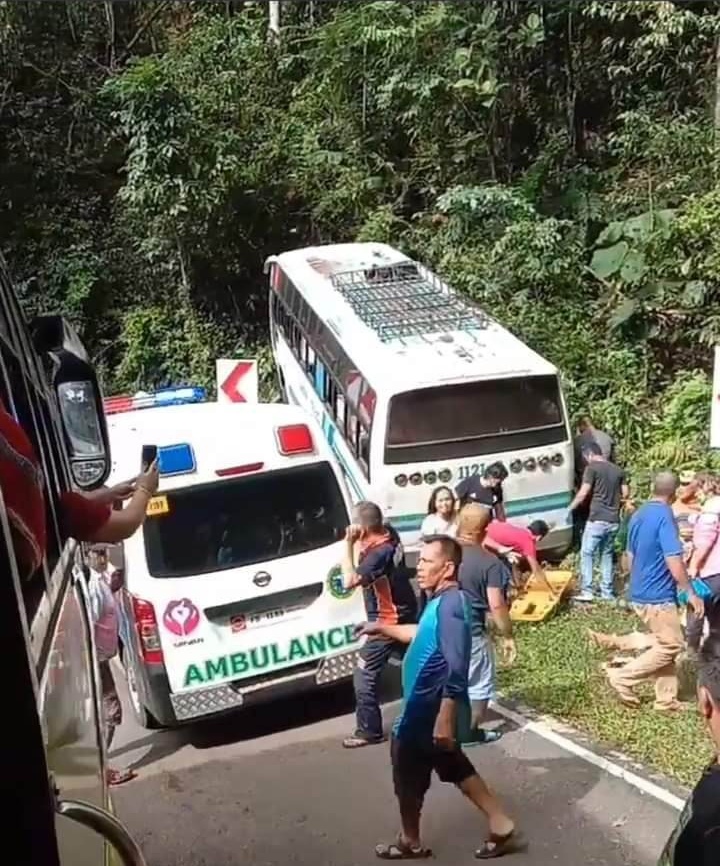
top-left (358, 535), bottom-right (524, 860)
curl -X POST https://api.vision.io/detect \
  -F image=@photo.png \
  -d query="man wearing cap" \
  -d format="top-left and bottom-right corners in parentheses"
top-left (87, 546), bottom-right (135, 786)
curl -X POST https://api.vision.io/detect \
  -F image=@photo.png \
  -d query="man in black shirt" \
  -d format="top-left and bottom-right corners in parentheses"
top-left (455, 462), bottom-right (508, 521)
top-left (457, 504), bottom-right (516, 744)
top-left (658, 636), bottom-right (720, 865)
top-left (569, 442), bottom-right (629, 601)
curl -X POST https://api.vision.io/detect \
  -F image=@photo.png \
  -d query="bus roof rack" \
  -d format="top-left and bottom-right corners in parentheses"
top-left (330, 262), bottom-right (489, 342)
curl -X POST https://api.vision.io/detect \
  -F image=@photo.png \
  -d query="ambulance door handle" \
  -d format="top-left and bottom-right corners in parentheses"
top-left (56, 799), bottom-right (148, 866)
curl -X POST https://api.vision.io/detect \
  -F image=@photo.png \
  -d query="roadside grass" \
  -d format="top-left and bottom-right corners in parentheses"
top-left (496, 604), bottom-right (711, 788)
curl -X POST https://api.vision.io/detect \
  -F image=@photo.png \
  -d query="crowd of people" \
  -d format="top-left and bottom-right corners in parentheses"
top-left (337, 416), bottom-right (720, 862)
top-left (6, 384), bottom-right (719, 860)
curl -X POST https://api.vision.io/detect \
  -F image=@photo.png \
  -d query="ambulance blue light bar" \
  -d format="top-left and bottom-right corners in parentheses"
top-left (157, 443), bottom-right (196, 476)
top-left (104, 386), bottom-right (207, 415)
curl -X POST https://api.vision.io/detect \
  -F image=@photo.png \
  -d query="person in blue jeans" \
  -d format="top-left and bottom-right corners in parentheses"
top-left (569, 442), bottom-right (629, 601)
top-left (341, 501), bottom-right (417, 748)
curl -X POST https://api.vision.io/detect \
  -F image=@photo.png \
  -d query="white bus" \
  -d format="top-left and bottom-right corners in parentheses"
top-left (265, 242), bottom-right (574, 566)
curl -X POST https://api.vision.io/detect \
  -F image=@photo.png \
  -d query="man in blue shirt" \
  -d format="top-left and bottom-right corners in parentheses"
top-left (360, 535), bottom-right (523, 860)
top-left (601, 472), bottom-right (703, 711)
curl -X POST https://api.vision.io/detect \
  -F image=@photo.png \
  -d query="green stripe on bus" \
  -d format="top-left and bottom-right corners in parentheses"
top-left (392, 491), bottom-right (573, 532)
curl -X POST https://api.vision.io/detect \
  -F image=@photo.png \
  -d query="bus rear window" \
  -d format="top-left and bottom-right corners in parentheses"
top-left (385, 375), bottom-right (567, 463)
top-left (143, 462), bottom-right (349, 578)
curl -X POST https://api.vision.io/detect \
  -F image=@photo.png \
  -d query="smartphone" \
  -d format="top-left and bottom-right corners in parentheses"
top-left (141, 444), bottom-right (158, 472)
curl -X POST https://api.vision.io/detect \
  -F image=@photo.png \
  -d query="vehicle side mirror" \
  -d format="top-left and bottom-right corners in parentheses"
top-left (30, 315), bottom-right (110, 490)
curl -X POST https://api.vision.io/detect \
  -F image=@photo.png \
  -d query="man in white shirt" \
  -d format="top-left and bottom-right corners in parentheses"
top-left (87, 545), bottom-right (135, 786)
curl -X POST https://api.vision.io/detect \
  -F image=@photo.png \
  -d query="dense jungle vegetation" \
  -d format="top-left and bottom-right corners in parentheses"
top-left (4, 0), bottom-right (720, 487)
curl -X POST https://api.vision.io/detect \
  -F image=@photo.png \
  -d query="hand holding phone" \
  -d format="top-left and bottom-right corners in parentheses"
top-left (141, 444), bottom-right (158, 473)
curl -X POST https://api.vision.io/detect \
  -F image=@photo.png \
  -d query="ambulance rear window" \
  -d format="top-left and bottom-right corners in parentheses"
top-left (143, 462), bottom-right (349, 578)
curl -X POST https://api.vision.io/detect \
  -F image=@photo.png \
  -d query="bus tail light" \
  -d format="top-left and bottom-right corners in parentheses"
top-left (409, 472), bottom-right (423, 486)
top-left (132, 596), bottom-right (164, 665)
top-left (276, 424), bottom-right (314, 455)
top-left (424, 471), bottom-right (437, 485)
top-left (538, 454), bottom-right (551, 469)
top-left (551, 452), bottom-right (564, 466)
top-left (509, 460), bottom-right (522, 474)
top-left (394, 474), bottom-right (408, 487)
top-left (523, 457), bottom-right (537, 471)
top-left (438, 468), bottom-right (452, 483)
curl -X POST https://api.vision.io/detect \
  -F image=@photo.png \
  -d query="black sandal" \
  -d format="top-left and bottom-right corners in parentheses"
top-left (375, 835), bottom-right (433, 860)
top-left (475, 830), bottom-right (526, 859)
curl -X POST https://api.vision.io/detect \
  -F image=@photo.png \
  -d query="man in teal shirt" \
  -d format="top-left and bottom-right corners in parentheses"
top-left (359, 534), bottom-right (523, 860)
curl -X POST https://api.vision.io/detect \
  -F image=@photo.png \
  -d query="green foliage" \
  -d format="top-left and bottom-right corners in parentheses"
top-left (498, 605), bottom-right (709, 786)
top-left (3, 0), bottom-right (720, 490)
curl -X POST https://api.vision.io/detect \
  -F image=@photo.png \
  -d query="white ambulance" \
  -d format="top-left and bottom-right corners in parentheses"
top-left (105, 386), bottom-right (365, 728)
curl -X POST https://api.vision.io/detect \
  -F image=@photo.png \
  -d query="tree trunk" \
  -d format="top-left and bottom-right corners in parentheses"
top-left (269, 1), bottom-right (280, 38)
top-left (714, 31), bottom-right (720, 154)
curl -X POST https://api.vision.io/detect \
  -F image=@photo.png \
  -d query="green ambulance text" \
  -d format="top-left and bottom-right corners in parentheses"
top-left (183, 624), bottom-right (359, 687)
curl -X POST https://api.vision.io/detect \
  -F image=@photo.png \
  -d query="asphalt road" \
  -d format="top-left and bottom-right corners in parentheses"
top-left (111, 668), bottom-right (680, 866)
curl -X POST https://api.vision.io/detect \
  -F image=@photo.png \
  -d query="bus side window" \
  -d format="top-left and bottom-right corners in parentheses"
top-left (335, 391), bottom-right (346, 430)
top-left (359, 431), bottom-right (370, 472)
top-left (325, 377), bottom-right (345, 430)
top-left (346, 409), bottom-right (358, 452)
top-left (306, 344), bottom-right (316, 377)
top-left (288, 317), bottom-right (300, 355)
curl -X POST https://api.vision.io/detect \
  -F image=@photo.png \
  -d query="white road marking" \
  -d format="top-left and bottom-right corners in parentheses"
top-left (490, 700), bottom-right (686, 811)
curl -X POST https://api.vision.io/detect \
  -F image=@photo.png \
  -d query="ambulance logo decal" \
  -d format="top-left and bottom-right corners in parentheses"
top-left (327, 565), bottom-right (354, 600)
top-left (163, 599), bottom-right (201, 637)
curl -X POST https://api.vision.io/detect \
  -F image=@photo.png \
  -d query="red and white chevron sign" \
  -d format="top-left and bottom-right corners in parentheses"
top-left (216, 359), bottom-right (258, 404)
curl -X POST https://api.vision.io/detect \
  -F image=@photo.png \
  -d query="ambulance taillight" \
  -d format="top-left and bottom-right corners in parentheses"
top-left (275, 424), bottom-right (314, 456)
top-left (132, 596), bottom-right (164, 664)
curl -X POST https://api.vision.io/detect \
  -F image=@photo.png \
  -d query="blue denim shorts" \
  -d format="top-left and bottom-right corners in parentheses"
top-left (467, 631), bottom-right (495, 702)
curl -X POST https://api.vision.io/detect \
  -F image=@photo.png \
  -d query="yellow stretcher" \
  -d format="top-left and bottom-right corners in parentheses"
top-left (509, 569), bottom-right (575, 623)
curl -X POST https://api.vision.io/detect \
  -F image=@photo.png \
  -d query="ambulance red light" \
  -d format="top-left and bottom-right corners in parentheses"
top-left (276, 424), bottom-right (314, 455)
top-left (131, 596), bottom-right (164, 665)
top-left (215, 462), bottom-right (264, 477)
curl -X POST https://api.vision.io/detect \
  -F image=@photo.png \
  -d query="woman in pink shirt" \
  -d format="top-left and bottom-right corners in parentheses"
top-left (687, 496), bottom-right (720, 651)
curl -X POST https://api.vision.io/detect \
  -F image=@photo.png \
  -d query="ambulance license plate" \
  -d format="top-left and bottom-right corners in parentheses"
top-left (229, 607), bottom-right (287, 633)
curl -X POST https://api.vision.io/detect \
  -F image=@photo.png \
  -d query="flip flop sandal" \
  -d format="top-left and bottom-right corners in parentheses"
top-left (106, 768), bottom-right (136, 787)
top-left (375, 836), bottom-right (433, 860)
top-left (343, 735), bottom-right (385, 749)
top-left (655, 701), bottom-right (687, 713)
top-left (607, 687), bottom-right (641, 709)
top-left (475, 830), bottom-right (526, 859)
top-left (464, 729), bottom-right (503, 747)
top-left (611, 692), bottom-right (641, 709)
